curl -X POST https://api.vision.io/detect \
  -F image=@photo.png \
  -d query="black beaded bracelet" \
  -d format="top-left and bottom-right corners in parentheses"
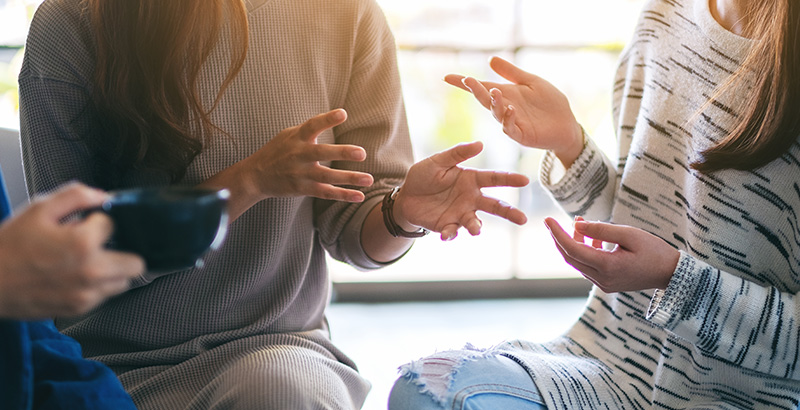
top-left (381, 186), bottom-right (429, 238)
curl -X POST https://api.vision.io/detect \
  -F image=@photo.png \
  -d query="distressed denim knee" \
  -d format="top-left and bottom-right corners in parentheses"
top-left (388, 344), bottom-right (547, 410)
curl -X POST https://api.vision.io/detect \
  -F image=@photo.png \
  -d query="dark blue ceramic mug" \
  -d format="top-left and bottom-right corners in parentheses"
top-left (97, 187), bottom-right (230, 271)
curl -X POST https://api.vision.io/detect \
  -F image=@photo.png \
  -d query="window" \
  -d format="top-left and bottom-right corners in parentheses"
top-left (329, 0), bottom-right (645, 292)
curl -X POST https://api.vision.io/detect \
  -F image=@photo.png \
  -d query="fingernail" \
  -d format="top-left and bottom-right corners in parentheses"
top-left (351, 149), bottom-right (366, 161)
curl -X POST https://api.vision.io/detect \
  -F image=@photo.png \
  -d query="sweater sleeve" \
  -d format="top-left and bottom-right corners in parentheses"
top-left (18, 1), bottom-right (99, 196)
top-left (648, 251), bottom-right (800, 379)
top-left (539, 135), bottom-right (618, 221)
top-left (313, 0), bottom-right (413, 270)
top-left (19, 2), bottom-right (170, 288)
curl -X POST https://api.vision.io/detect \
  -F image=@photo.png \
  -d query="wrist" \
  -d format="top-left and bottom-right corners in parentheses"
top-left (392, 188), bottom-right (419, 231)
top-left (381, 187), bottom-right (427, 238)
top-left (228, 160), bottom-right (267, 203)
top-left (553, 123), bottom-right (586, 169)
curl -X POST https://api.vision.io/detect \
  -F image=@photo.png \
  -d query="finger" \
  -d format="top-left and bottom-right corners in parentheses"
top-left (489, 56), bottom-right (541, 85)
top-left (574, 220), bottom-right (632, 247)
top-left (36, 183), bottom-right (108, 221)
top-left (97, 277), bottom-right (133, 298)
top-left (592, 238), bottom-right (603, 249)
top-left (475, 170), bottom-right (530, 188)
top-left (462, 77), bottom-right (493, 110)
top-left (460, 211), bottom-right (481, 236)
top-left (312, 166), bottom-right (374, 187)
top-left (477, 197), bottom-right (527, 225)
top-left (439, 223), bottom-right (460, 241)
top-left (489, 88), bottom-right (508, 122)
top-left (573, 216), bottom-right (585, 243)
top-left (297, 109), bottom-right (348, 142)
top-left (308, 183), bottom-right (366, 203)
top-left (312, 144), bottom-right (368, 163)
top-left (444, 75), bottom-right (502, 93)
top-left (430, 141), bottom-right (483, 169)
top-left (75, 212), bottom-right (115, 247)
top-left (545, 217), bottom-right (609, 268)
top-left (549, 229), bottom-right (599, 276)
top-left (444, 74), bottom-right (470, 91)
top-left (502, 105), bottom-right (523, 142)
top-left (97, 251), bottom-right (146, 280)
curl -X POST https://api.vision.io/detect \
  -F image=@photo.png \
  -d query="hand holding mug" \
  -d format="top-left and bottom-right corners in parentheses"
top-left (0, 183), bottom-right (144, 319)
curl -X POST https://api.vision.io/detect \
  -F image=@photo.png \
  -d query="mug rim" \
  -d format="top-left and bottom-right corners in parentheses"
top-left (104, 187), bottom-right (230, 207)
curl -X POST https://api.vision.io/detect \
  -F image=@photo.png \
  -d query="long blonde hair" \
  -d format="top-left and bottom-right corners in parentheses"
top-left (84, 0), bottom-right (249, 185)
top-left (693, 0), bottom-right (800, 172)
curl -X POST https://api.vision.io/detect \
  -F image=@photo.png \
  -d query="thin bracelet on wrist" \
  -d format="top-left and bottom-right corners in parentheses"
top-left (381, 186), bottom-right (428, 238)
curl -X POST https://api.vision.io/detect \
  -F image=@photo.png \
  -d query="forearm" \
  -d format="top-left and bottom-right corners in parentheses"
top-left (648, 252), bottom-right (800, 379)
top-left (540, 136), bottom-right (617, 221)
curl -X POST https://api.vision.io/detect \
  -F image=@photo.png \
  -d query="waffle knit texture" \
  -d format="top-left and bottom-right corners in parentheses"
top-left (19, 0), bottom-right (412, 408)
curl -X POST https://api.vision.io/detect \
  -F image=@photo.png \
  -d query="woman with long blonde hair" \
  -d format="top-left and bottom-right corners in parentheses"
top-left (390, 0), bottom-right (800, 408)
top-left (19, 0), bottom-right (529, 408)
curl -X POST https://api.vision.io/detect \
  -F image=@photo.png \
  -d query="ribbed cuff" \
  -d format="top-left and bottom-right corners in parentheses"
top-left (647, 250), bottom-right (700, 328)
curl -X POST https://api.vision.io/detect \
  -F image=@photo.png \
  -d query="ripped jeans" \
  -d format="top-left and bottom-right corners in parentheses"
top-left (388, 345), bottom-right (547, 410)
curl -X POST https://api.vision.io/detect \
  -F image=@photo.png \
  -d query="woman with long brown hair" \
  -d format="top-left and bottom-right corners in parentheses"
top-left (18, 0), bottom-right (530, 408)
top-left (390, 0), bottom-right (800, 408)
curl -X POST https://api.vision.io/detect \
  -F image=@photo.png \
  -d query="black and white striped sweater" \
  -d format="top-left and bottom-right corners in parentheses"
top-left (501, 0), bottom-right (800, 408)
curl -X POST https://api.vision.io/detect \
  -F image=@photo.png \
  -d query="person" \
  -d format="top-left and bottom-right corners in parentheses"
top-left (18, 0), bottom-right (529, 408)
top-left (389, 0), bottom-right (800, 409)
top-left (0, 180), bottom-right (144, 409)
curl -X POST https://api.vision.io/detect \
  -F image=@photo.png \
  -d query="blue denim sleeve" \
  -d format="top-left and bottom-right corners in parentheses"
top-left (0, 319), bottom-right (137, 409)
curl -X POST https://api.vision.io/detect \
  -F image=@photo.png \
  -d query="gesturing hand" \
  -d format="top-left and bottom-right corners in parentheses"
top-left (242, 109), bottom-right (374, 203)
top-left (544, 217), bottom-right (680, 293)
top-left (0, 183), bottom-right (145, 319)
top-left (394, 141), bottom-right (529, 241)
top-left (445, 57), bottom-right (584, 167)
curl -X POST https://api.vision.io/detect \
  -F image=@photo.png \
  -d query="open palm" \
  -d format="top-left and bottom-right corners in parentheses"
top-left (397, 141), bottom-right (529, 240)
top-left (445, 57), bottom-right (583, 162)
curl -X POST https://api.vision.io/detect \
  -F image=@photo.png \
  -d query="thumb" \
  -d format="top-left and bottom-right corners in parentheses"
top-left (430, 141), bottom-right (483, 169)
top-left (489, 56), bottom-right (540, 85)
top-left (573, 220), bottom-right (634, 247)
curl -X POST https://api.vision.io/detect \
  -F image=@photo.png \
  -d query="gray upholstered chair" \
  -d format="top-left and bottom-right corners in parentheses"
top-left (0, 127), bottom-right (29, 211)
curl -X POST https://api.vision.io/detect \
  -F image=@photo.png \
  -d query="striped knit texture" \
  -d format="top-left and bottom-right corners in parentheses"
top-left (517, 0), bottom-right (800, 408)
top-left (18, 0), bottom-right (412, 408)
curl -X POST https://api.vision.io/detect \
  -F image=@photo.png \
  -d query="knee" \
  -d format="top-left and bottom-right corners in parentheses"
top-left (388, 349), bottom-right (543, 410)
top-left (388, 372), bottom-right (444, 410)
top-left (202, 348), bottom-right (368, 410)
top-left (388, 348), bottom-right (481, 410)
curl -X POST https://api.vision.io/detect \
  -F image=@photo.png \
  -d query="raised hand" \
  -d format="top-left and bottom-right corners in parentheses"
top-left (0, 183), bottom-right (145, 319)
top-left (445, 57), bottom-right (584, 167)
top-left (544, 217), bottom-right (680, 293)
top-left (394, 141), bottom-right (529, 241)
top-left (241, 109), bottom-right (374, 203)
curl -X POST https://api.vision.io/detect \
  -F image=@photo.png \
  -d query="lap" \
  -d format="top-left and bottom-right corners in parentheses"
top-left (389, 351), bottom-right (546, 410)
top-left (122, 337), bottom-right (370, 410)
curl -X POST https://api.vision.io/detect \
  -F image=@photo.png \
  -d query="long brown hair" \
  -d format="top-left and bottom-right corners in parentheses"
top-left (84, 0), bottom-right (248, 185)
top-left (692, 0), bottom-right (800, 172)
